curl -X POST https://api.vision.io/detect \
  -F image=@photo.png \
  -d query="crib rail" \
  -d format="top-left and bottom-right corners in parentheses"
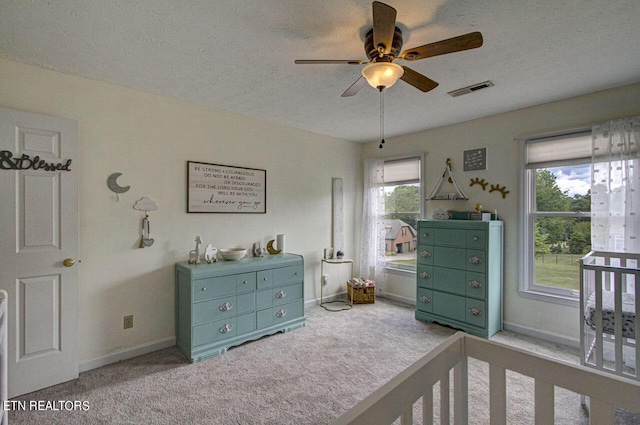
top-left (333, 332), bottom-right (640, 425)
top-left (580, 251), bottom-right (639, 381)
top-left (0, 290), bottom-right (7, 425)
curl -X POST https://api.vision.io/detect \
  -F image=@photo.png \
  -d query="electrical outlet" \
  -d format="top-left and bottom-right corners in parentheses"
top-left (124, 315), bottom-right (133, 329)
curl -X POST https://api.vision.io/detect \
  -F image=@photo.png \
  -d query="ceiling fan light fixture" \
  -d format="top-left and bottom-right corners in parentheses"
top-left (361, 62), bottom-right (404, 89)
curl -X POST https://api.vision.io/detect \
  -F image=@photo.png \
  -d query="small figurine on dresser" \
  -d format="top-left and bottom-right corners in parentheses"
top-left (205, 244), bottom-right (218, 263)
top-left (188, 236), bottom-right (202, 264)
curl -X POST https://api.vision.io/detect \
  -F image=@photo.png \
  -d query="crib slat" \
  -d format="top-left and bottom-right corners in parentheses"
top-left (440, 371), bottom-right (450, 425)
top-left (453, 357), bottom-right (468, 425)
top-left (613, 270), bottom-right (623, 375)
top-left (422, 386), bottom-right (433, 425)
top-left (634, 272), bottom-right (639, 380)
top-left (595, 270), bottom-right (604, 369)
top-left (534, 380), bottom-right (554, 425)
top-left (400, 406), bottom-right (412, 425)
top-left (589, 398), bottom-right (614, 425)
top-left (489, 364), bottom-right (506, 425)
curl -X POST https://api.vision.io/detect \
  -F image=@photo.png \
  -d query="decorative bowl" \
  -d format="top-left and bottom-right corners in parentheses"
top-left (219, 248), bottom-right (247, 261)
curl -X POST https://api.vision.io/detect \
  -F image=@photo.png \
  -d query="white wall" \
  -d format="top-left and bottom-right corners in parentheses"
top-left (0, 58), bottom-right (361, 364)
top-left (360, 82), bottom-right (640, 345)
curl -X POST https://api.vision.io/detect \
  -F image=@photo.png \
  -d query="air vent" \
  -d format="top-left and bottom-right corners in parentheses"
top-left (447, 81), bottom-right (494, 97)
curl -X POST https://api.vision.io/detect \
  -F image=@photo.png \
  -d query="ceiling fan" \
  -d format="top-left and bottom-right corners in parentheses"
top-left (294, 1), bottom-right (483, 97)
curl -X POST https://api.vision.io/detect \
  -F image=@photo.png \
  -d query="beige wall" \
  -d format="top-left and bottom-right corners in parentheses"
top-left (0, 59), bottom-right (361, 364)
top-left (360, 82), bottom-right (640, 345)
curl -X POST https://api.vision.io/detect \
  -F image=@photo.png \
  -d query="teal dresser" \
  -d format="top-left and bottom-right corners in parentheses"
top-left (415, 220), bottom-right (503, 338)
top-left (176, 253), bottom-right (305, 363)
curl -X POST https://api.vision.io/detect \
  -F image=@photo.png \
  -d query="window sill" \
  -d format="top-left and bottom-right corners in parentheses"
top-left (384, 267), bottom-right (416, 277)
top-left (518, 288), bottom-right (579, 308)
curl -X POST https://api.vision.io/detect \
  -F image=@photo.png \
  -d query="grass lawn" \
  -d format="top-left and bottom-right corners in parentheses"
top-left (535, 253), bottom-right (583, 290)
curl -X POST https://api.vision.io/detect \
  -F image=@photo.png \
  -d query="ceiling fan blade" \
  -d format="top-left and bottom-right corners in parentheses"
top-left (295, 59), bottom-right (364, 65)
top-left (400, 67), bottom-right (439, 92)
top-left (372, 1), bottom-right (397, 55)
top-left (401, 31), bottom-right (483, 61)
top-left (341, 76), bottom-right (368, 97)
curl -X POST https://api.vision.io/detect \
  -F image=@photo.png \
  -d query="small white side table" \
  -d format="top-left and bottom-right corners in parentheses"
top-left (320, 258), bottom-right (353, 310)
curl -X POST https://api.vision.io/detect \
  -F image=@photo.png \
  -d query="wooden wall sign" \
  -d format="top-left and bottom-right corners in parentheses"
top-left (187, 161), bottom-right (266, 213)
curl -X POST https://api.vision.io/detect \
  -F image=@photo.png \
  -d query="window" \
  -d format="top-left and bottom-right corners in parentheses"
top-left (382, 156), bottom-right (423, 272)
top-left (521, 131), bottom-right (592, 304)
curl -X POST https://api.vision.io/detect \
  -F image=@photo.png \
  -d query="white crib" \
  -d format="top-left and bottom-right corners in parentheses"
top-left (333, 332), bottom-right (640, 425)
top-left (580, 251), bottom-right (638, 381)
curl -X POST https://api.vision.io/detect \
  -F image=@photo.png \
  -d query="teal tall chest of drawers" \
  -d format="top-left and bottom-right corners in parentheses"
top-left (415, 220), bottom-right (503, 338)
top-left (176, 253), bottom-right (305, 363)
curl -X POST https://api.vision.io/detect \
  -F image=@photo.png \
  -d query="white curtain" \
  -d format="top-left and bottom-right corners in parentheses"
top-left (591, 115), bottom-right (640, 253)
top-left (360, 159), bottom-right (386, 293)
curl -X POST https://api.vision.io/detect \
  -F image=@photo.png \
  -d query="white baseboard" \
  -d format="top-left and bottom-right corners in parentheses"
top-left (79, 337), bottom-right (176, 373)
top-left (305, 292), bottom-right (348, 309)
top-left (383, 293), bottom-right (415, 307)
top-left (503, 321), bottom-right (580, 349)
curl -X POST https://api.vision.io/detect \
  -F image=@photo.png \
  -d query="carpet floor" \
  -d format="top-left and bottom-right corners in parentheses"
top-left (8, 299), bottom-right (640, 424)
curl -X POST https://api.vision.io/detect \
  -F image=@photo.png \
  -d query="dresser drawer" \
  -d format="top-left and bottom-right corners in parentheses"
top-left (434, 228), bottom-right (467, 247)
top-left (432, 291), bottom-right (466, 322)
top-left (256, 283), bottom-right (302, 310)
top-left (417, 245), bottom-right (434, 265)
top-left (432, 266), bottom-right (466, 296)
top-left (466, 230), bottom-right (486, 250)
top-left (466, 250), bottom-right (486, 273)
top-left (273, 265), bottom-right (303, 286)
top-left (192, 292), bottom-right (255, 325)
top-left (192, 317), bottom-right (237, 348)
top-left (193, 275), bottom-right (236, 302)
top-left (416, 288), bottom-right (433, 313)
top-left (433, 246), bottom-right (466, 269)
top-left (236, 312), bottom-right (256, 335)
top-left (465, 272), bottom-right (486, 300)
top-left (257, 301), bottom-right (303, 329)
top-left (417, 226), bottom-right (434, 245)
top-left (466, 299), bottom-right (486, 328)
top-left (416, 265), bottom-right (433, 288)
top-left (236, 273), bottom-right (256, 293)
top-left (257, 270), bottom-right (274, 289)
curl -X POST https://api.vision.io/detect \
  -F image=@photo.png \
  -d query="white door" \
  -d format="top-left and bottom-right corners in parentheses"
top-left (0, 107), bottom-right (78, 397)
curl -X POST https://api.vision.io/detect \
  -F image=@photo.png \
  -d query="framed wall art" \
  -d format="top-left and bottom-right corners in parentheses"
top-left (187, 161), bottom-right (266, 213)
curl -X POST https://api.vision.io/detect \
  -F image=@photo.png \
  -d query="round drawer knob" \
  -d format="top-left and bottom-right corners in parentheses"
top-left (201, 287), bottom-right (207, 291)
top-left (473, 236), bottom-right (479, 241)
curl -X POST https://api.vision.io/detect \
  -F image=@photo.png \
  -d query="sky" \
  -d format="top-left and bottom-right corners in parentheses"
top-left (550, 164), bottom-right (591, 197)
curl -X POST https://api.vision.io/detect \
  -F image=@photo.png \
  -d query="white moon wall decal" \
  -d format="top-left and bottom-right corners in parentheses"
top-left (107, 173), bottom-right (131, 194)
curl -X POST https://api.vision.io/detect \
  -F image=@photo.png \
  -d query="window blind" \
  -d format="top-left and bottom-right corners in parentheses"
top-left (384, 157), bottom-right (420, 185)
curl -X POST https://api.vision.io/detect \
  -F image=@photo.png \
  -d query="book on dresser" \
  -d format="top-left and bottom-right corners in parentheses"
top-left (175, 253), bottom-right (305, 363)
top-left (415, 220), bottom-right (503, 338)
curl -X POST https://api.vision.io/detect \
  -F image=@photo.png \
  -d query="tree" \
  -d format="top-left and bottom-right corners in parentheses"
top-left (569, 221), bottom-right (591, 254)
top-left (385, 185), bottom-right (420, 230)
top-left (385, 185), bottom-right (419, 213)
top-left (536, 170), bottom-right (570, 212)
top-left (534, 221), bottom-right (551, 256)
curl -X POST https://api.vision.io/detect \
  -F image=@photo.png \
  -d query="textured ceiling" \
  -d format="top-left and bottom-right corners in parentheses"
top-left (1, 0), bottom-right (639, 142)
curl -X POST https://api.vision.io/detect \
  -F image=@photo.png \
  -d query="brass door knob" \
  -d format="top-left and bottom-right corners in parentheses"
top-left (63, 258), bottom-right (75, 267)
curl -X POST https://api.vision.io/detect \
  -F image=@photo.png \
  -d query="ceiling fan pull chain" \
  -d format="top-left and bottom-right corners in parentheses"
top-left (379, 88), bottom-right (385, 149)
